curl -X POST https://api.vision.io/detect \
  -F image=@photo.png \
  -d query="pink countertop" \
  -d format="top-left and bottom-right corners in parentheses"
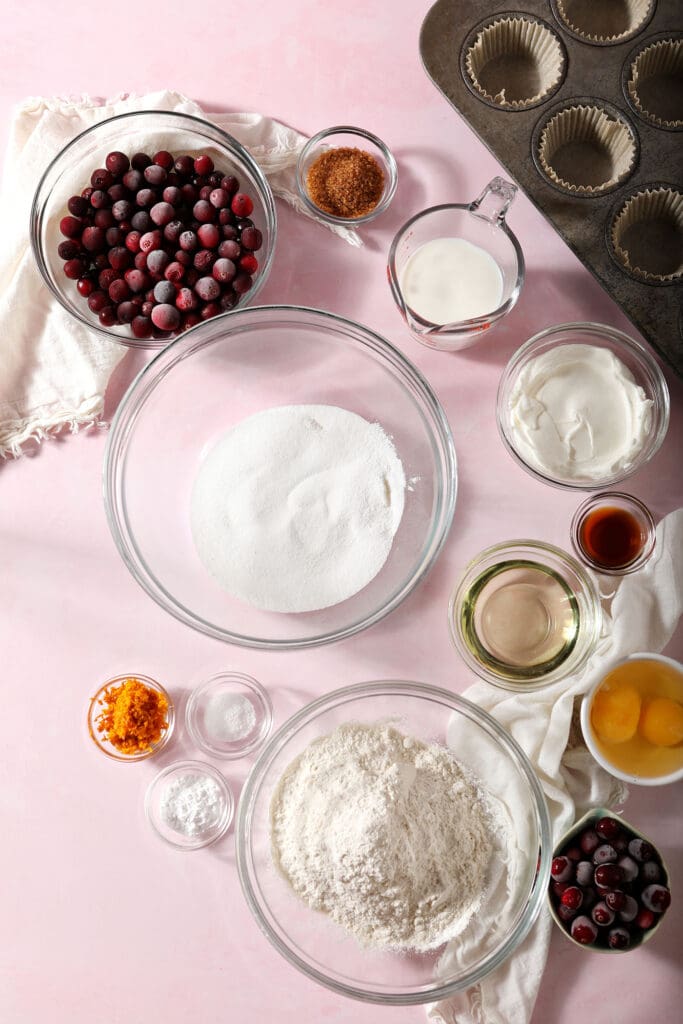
top-left (1, 2), bottom-right (681, 1022)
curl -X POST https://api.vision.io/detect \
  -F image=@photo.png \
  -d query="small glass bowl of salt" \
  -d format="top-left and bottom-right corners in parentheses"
top-left (185, 672), bottom-right (273, 760)
top-left (145, 760), bottom-right (234, 851)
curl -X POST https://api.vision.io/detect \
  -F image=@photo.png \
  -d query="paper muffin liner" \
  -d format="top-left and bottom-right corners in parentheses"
top-left (554, 0), bottom-right (654, 45)
top-left (465, 17), bottom-right (565, 109)
top-left (537, 104), bottom-right (637, 194)
top-left (626, 38), bottom-right (683, 128)
top-left (610, 187), bottom-right (683, 282)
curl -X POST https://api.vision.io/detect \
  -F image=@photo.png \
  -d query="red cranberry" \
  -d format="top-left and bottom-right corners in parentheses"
top-left (131, 315), bottom-right (152, 338)
top-left (551, 856), bottom-right (573, 883)
top-left (175, 287), bottom-right (197, 311)
top-left (240, 225), bottom-right (262, 251)
top-left (179, 230), bottom-right (198, 252)
top-left (183, 312), bottom-right (202, 329)
top-left (124, 268), bottom-right (148, 293)
top-left (560, 886), bottom-right (583, 911)
top-left (109, 246), bottom-right (131, 271)
top-left (150, 201), bottom-right (175, 227)
top-left (570, 916), bottom-right (598, 945)
top-left (175, 250), bottom-right (192, 267)
top-left (220, 289), bottom-right (238, 311)
top-left (200, 301), bottom-right (221, 320)
top-left (641, 884), bottom-right (671, 913)
top-left (60, 216), bottom-right (82, 238)
top-left (134, 251), bottom-right (148, 271)
top-left (63, 258), bottom-right (85, 279)
top-left (153, 150), bottom-right (174, 170)
top-left (58, 240), bottom-right (81, 260)
top-left (608, 927), bottom-right (631, 949)
top-left (579, 829), bottom-right (600, 855)
top-left (595, 817), bottom-right (622, 842)
top-left (193, 200), bottom-right (215, 223)
top-left (67, 195), bottom-right (89, 217)
top-left (106, 151), bottom-right (130, 176)
top-left (239, 254), bottom-right (258, 274)
top-left (199, 185), bottom-right (214, 202)
top-left (193, 249), bottom-right (216, 273)
top-left (151, 303), bottom-right (181, 331)
top-left (233, 272), bottom-right (252, 294)
top-left (212, 257), bottom-right (236, 283)
top-left (77, 277), bottom-right (94, 297)
top-left (636, 907), bottom-right (656, 930)
top-left (125, 231), bottom-right (142, 253)
top-left (218, 239), bottom-right (240, 260)
top-left (105, 226), bottom-right (126, 248)
top-left (87, 290), bottom-right (109, 313)
top-left (99, 306), bottom-right (117, 327)
top-left (221, 175), bottom-right (239, 194)
top-left (605, 890), bottom-right (627, 912)
top-left (164, 261), bottom-right (185, 284)
top-left (131, 152), bottom-right (152, 171)
top-left (94, 209), bottom-right (115, 230)
top-left (174, 155), bottom-right (194, 177)
top-left (140, 230), bottom-right (163, 254)
top-left (594, 864), bottom-right (624, 889)
top-left (194, 154), bottom-right (214, 176)
top-left (89, 190), bottom-right (110, 209)
top-left (98, 269), bottom-right (119, 291)
top-left (108, 279), bottom-right (130, 304)
top-left (81, 186), bottom-right (94, 200)
top-left (141, 301), bottom-right (154, 317)
top-left (231, 192), bottom-right (253, 218)
top-left (591, 901), bottom-right (614, 927)
top-left (91, 168), bottom-right (113, 189)
top-left (116, 300), bottom-right (136, 323)
top-left (197, 223), bottom-right (220, 248)
top-left (552, 880), bottom-right (570, 898)
top-left (219, 210), bottom-right (236, 228)
top-left (82, 226), bottom-right (106, 252)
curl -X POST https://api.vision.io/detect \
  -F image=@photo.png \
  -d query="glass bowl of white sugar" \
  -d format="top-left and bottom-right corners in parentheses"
top-left (145, 760), bottom-right (234, 850)
top-left (236, 680), bottom-right (551, 1004)
top-left (186, 672), bottom-right (272, 759)
top-left (496, 322), bottom-right (670, 490)
top-left (104, 305), bottom-right (456, 649)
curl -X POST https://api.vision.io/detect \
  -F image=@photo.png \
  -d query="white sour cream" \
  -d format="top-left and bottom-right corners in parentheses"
top-left (398, 237), bottom-right (504, 324)
top-left (507, 344), bottom-right (653, 482)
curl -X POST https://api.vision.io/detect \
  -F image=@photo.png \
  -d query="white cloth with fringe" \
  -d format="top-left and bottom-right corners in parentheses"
top-left (428, 508), bottom-right (683, 1024)
top-left (0, 89), bottom-right (359, 458)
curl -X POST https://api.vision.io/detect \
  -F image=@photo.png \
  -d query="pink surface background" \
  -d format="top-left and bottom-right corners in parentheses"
top-left (1, 2), bottom-right (681, 1022)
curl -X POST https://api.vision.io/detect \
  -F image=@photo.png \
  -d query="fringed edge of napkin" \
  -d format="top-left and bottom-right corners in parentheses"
top-left (0, 396), bottom-right (105, 458)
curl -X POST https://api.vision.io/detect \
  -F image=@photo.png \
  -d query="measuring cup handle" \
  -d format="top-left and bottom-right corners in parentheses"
top-left (469, 176), bottom-right (517, 223)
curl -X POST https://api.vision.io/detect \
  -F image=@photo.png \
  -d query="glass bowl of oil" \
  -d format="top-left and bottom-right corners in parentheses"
top-left (581, 653), bottom-right (683, 785)
top-left (449, 540), bottom-right (602, 691)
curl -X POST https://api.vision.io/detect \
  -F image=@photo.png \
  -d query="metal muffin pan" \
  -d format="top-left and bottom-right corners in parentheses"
top-left (420, 0), bottom-right (683, 375)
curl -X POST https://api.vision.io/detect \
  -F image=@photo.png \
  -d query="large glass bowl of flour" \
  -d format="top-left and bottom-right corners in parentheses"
top-left (104, 305), bottom-right (456, 648)
top-left (236, 680), bottom-right (551, 1004)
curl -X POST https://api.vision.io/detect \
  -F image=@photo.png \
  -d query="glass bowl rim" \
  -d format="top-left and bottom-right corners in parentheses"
top-left (29, 108), bottom-right (278, 351)
top-left (569, 490), bottom-right (657, 575)
top-left (102, 303), bottom-right (457, 650)
top-left (448, 538), bottom-right (603, 691)
top-left (145, 757), bottom-right (234, 850)
top-left (387, 201), bottom-right (526, 331)
top-left (495, 321), bottom-right (671, 491)
top-left (580, 651), bottom-right (683, 785)
top-left (87, 672), bottom-right (175, 762)
top-left (185, 671), bottom-right (273, 759)
top-left (235, 678), bottom-right (552, 1005)
top-left (295, 124), bottom-right (398, 225)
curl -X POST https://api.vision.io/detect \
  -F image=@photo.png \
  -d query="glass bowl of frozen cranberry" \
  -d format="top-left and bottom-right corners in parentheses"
top-left (296, 126), bottom-right (398, 226)
top-left (30, 110), bottom-right (277, 349)
top-left (548, 808), bottom-right (671, 953)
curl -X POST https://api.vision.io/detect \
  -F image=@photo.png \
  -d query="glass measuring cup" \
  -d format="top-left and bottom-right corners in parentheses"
top-left (388, 177), bottom-right (525, 351)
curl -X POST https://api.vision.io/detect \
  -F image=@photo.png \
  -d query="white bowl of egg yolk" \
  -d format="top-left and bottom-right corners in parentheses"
top-left (581, 653), bottom-right (683, 786)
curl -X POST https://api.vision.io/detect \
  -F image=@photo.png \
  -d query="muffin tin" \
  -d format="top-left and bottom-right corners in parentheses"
top-left (420, 0), bottom-right (683, 375)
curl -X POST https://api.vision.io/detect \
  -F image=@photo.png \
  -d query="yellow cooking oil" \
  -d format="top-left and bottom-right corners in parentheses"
top-left (590, 658), bottom-right (683, 777)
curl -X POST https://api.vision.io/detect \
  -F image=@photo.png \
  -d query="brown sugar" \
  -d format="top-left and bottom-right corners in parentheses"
top-left (306, 147), bottom-right (385, 219)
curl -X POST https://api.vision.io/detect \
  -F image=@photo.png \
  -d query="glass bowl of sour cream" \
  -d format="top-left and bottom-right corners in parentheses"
top-left (496, 322), bottom-right (670, 489)
top-left (104, 305), bottom-right (456, 649)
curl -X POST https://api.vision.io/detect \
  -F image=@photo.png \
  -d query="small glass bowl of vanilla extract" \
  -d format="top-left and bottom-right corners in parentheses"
top-left (571, 492), bottom-right (656, 576)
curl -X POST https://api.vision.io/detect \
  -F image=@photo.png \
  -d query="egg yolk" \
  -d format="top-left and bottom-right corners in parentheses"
top-left (591, 682), bottom-right (642, 744)
top-left (639, 697), bottom-right (683, 748)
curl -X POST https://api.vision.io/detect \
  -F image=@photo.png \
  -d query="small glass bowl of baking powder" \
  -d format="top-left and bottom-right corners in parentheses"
top-left (296, 125), bottom-right (398, 226)
top-left (186, 672), bottom-right (273, 759)
top-left (145, 760), bottom-right (234, 851)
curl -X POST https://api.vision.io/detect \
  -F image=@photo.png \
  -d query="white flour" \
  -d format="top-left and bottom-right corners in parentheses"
top-left (190, 404), bottom-right (406, 613)
top-left (270, 723), bottom-right (495, 951)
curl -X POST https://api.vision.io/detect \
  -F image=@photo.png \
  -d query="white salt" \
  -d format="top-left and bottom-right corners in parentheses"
top-left (205, 691), bottom-right (257, 743)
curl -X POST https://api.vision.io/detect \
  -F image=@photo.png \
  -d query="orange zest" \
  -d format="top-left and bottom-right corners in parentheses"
top-left (95, 677), bottom-right (169, 754)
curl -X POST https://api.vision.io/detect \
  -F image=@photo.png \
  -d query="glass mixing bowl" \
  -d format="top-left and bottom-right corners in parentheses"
top-left (104, 305), bottom-right (456, 649)
top-left (30, 109), bottom-right (277, 350)
top-left (236, 680), bottom-right (551, 1004)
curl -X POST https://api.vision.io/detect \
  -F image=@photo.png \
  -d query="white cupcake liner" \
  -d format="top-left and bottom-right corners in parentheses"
top-left (611, 187), bottom-right (683, 282)
top-left (538, 104), bottom-right (637, 194)
top-left (554, 0), bottom-right (654, 45)
top-left (465, 16), bottom-right (565, 109)
top-left (627, 38), bottom-right (683, 128)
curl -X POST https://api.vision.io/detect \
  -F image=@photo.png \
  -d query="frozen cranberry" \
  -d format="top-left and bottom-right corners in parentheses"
top-left (112, 199), bottom-right (134, 222)
top-left (150, 201), bottom-right (175, 227)
top-left (60, 216), bottom-right (82, 238)
top-left (179, 230), bottom-right (198, 252)
top-left (125, 231), bottom-right (142, 253)
top-left (140, 230), bottom-right (163, 254)
top-left (194, 154), bottom-right (214, 176)
top-left (81, 186), bottom-right (94, 200)
top-left (106, 226), bottom-right (125, 248)
top-left (240, 225), bottom-right (262, 251)
top-left (131, 152), bottom-right (152, 171)
top-left (175, 250), bottom-right (192, 267)
top-left (185, 267), bottom-right (199, 288)
top-left (116, 300), bottom-right (136, 323)
top-left (175, 287), bottom-right (197, 311)
top-left (134, 251), bottom-right (148, 271)
top-left (94, 209), bottom-right (115, 230)
top-left (163, 219), bottom-right (184, 244)
top-left (628, 838), bottom-right (655, 862)
top-left (94, 253), bottom-right (109, 271)
top-left (593, 844), bottom-right (617, 865)
top-left (212, 257), bottom-right (236, 283)
top-left (608, 927), bottom-right (631, 949)
top-left (181, 183), bottom-right (198, 205)
top-left (63, 258), bottom-right (85, 279)
top-left (208, 187), bottom-right (229, 209)
top-left (106, 151), bottom-right (130, 176)
top-left (124, 268), bottom-right (148, 293)
top-left (136, 188), bottom-right (156, 209)
top-left (605, 890), bottom-right (627, 912)
top-left (551, 856), bottom-right (573, 883)
top-left (199, 185), bottom-right (213, 202)
top-left (594, 864), bottom-right (624, 889)
top-left (197, 223), bottom-right (220, 248)
top-left (98, 269), bottom-right (119, 291)
top-left (641, 861), bottom-right (662, 884)
top-left (153, 280), bottom-right (176, 305)
top-left (91, 168), bottom-right (113, 189)
top-left (239, 253), bottom-right (258, 274)
top-left (58, 240), bottom-right (80, 260)
top-left (141, 300), bottom-right (154, 317)
top-left (146, 250), bottom-right (171, 278)
top-left (194, 249), bottom-right (216, 273)
top-left (195, 276), bottom-right (220, 302)
top-left (219, 210), bottom-right (236, 228)
top-left (571, 916), bottom-right (598, 945)
top-left (108, 279), bottom-right (130, 304)
top-left (232, 272), bottom-right (252, 295)
top-left (641, 884), bottom-right (671, 913)
top-left (193, 199), bottom-right (215, 223)
top-left (77, 277), bottom-right (94, 297)
top-left (619, 895), bottom-right (639, 922)
top-left (131, 315), bottom-right (152, 338)
top-left (636, 907), bottom-right (656, 930)
top-left (123, 169), bottom-right (143, 192)
top-left (591, 901), bottom-right (614, 927)
top-left (560, 886), bottom-right (583, 911)
top-left (575, 861), bottom-right (593, 887)
top-left (579, 829), bottom-right (600, 855)
top-left (162, 184), bottom-right (182, 205)
top-left (89, 190), bottom-right (110, 209)
top-left (174, 155), bottom-right (194, 177)
top-left (164, 261), bottom-right (185, 284)
top-left (81, 226), bottom-right (106, 252)
top-left (231, 192), bottom-right (253, 217)
top-left (218, 239), bottom-right (240, 260)
top-left (200, 301), bottom-right (221, 320)
top-left (558, 903), bottom-right (578, 922)
top-left (617, 855), bottom-right (639, 883)
top-left (151, 303), bottom-right (180, 332)
top-left (109, 246), bottom-right (131, 271)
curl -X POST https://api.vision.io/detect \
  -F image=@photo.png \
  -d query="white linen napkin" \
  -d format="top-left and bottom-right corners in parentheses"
top-left (0, 89), bottom-right (359, 459)
top-left (429, 507), bottom-right (683, 1024)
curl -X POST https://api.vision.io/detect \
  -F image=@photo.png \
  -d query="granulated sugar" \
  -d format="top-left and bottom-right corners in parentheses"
top-left (269, 723), bottom-right (495, 951)
top-left (190, 404), bottom-right (406, 613)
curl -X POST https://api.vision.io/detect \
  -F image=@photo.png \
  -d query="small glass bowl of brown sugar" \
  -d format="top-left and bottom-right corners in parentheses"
top-left (296, 126), bottom-right (398, 225)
